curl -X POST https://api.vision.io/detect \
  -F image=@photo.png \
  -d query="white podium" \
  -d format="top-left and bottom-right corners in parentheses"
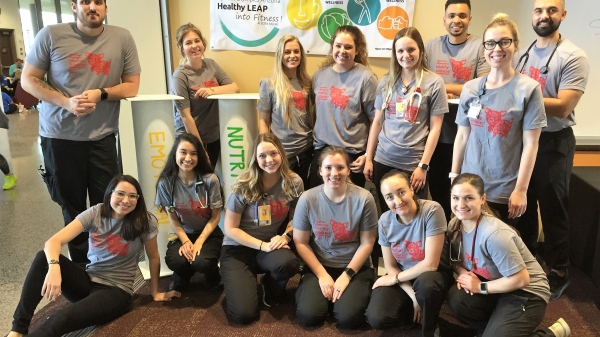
top-left (126, 94), bottom-right (182, 278)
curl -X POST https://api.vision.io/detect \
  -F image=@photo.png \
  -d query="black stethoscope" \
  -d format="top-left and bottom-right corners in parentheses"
top-left (449, 215), bottom-right (482, 271)
top-left (515, 35), bottom-right (562, 74)
top-left (166, 176), bottom-right (208, 213)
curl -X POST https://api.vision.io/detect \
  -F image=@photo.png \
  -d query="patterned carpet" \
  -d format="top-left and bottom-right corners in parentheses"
top-left (28, 266), bottom-right (600, 336)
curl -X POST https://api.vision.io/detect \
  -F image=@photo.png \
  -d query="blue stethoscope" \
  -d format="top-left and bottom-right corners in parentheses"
top-left (166, 176), bottom-right (208, 213)
top-left (515, 35), bottom-right (562, 75)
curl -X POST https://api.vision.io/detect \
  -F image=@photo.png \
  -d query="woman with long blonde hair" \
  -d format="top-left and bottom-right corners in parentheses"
top-left (258, 35), bottom-right (314, 188)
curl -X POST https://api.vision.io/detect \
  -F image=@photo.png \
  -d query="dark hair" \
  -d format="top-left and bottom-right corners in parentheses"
top-left (101, 175), bottom-right (154, 241)
top-left (320, 25), bottom-right (370, 69)
top-left (450, 173), bottom-right (497, 217)
top-left (445, 0), bottom-right (471, 11)
top-left (317, 146), bottom-right (353, 184)
top-left (379, 169), bottom-right (420, 213)
top-left (155, 133), bottom-right (215, 212)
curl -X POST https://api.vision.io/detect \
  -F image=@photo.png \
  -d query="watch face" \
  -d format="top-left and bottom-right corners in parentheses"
top-left (345, 268), bottom-right (356, 277)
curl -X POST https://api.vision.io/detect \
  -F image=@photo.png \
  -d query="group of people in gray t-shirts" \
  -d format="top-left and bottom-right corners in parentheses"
top-left (8, 0), bottom-right (588, 336)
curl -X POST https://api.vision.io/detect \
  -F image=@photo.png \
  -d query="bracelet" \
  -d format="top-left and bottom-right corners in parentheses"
top-left (48, 259), bottom-right (60, 265)
top-left (393, 272), bottom-right (400, 284)
top-left (259, 241), bottom-right (263, 251)
top-left (182, 240), bottom-right (190, 246)
top-left (449, 172), bottom-right (459, 179)
top-left (284, 232), bottom-right (292, 242)
top-left (209, 87), bottom-right (214, 93)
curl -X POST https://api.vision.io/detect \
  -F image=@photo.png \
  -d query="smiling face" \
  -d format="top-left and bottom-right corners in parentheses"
top-left (395, 36), bottom-right (420, 71)
top-left (443, 3), bottom-right (471, 38)
top-left (282, 40), bottom-right (302, 72)
top-left (256, 141), bottom-right (281, 175)
top-left (110, 181), bottom-right (138, 219)
top-left (175, 140), bottom-right (198, 174)
top-left (331, 32), bottom-right (357, 70)
top-left (451, 182), bottom-right (486, 222)
top-left (483, 25), bottom-right (517, 69)
top-left (72, 0), bottom-right (107, 29)
top-left (532, 0), bottom-right (565, 37)
top-left (182, 31), bottom-right (205, 61)
top-left (380, 174), bottom-right (417, 220)
top-left (319, 153), bottom-right (349, 189)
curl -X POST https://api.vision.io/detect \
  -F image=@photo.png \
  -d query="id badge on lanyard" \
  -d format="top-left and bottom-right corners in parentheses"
top-left (256, 198), bottom-right (271, 226)
top-left (467, 99), bottom-right (482, 119)
top-left (396, 101), bottom-right (406, 119)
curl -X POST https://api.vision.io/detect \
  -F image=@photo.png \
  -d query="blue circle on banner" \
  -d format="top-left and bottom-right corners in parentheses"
top-left (347, 0), bottom-right (381, 26)
top-left (317, 8), bottom-right (352, 43)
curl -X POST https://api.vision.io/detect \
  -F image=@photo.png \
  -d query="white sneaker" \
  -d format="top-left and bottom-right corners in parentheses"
top-left (549, 318), bottom-right (571, 337)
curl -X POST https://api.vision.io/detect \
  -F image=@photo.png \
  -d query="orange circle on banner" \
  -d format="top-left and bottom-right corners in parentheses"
top-left (377, 6), bottom-right (410, 40)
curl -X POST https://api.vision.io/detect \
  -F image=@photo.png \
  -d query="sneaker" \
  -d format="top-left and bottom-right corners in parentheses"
top-left (549, 318), bottom-right (571, 337)
top-left (3, 174), bottom-right (17, 190)
top-left (549, 269), bottom-right (570, 301)
top-left (260, 274), bottom-right (279, 308)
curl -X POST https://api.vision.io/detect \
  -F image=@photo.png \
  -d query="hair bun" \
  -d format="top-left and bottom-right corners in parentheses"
top-left (492, 13), bottom-right (509, 21)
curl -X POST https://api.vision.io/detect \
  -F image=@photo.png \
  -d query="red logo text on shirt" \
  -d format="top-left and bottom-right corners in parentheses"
top-left (203, 78), bottom-right (219, 88)
top-left (189, 199), bottom-right (212, 218)
top-left (86, 52), bottom-right (111, 76)
top-left (331, 219), bottom-right (355, 242)
top-left (405, 240), bottom-right (425, 261)
top-left (269, 200), bottom-right (289, 222)
top-left (391, 242), bottom-right (407, 261)
top-left (68, 54), bottom-right (87, 74)
top-left (91, 232), bottom-right (129, 257)
top-left (315, 220), bottom-right (331, 240)
top-left (485, 108), bottom-right (513, 138)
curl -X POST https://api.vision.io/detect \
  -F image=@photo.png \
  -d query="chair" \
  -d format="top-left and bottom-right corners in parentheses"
top-left (13, 81), bottom-right (40, 110)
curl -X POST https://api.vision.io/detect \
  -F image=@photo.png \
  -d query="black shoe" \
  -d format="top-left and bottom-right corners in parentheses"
top-left (549, 269), bottom-right (570, 301)
top-left (260, 275), bottom-right (279, 308)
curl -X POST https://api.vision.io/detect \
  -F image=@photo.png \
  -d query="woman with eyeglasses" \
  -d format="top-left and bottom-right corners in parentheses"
top-left (451, 13), bottom-right (546, 253)
top-left (155, 133), bottom-right (224, 292)
top-left (447, 173), bottom-right (570, 337)
top-left (293, 146), bottom-right (378, 330)
top-left (221, 133), bottom-right (303, 324)
top-left (7, 175), bottom-right (180, 337)
top-left (365, 170), bottom-right (452, 336)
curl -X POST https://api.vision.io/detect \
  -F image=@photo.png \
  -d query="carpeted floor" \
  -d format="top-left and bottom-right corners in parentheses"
top-left (28, 266), bottom-right (600, 336)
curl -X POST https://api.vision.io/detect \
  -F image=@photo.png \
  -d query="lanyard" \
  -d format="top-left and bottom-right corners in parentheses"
top-left (515, 35), bottom-right (562, 75)
top-left (167, 176), bottom-right (208, 213)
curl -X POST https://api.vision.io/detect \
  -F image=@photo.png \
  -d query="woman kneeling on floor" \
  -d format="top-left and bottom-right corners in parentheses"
top-left (8, 175), bottom-right (179, 337)
top-left (447, 173), bottom-right (570, 337)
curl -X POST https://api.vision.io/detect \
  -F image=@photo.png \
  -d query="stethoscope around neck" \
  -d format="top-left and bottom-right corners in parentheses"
top-left (165, 176), bottom-right (208, 213)
top-left (382, 68), bottom-right (424, 124)
top-left (515, 35), bottom-right (562, 75)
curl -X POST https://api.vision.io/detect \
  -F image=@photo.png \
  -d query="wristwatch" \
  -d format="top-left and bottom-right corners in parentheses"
top-left (344, 267), bottom-right (356, 279)
top-left (418, 163), bottom-right (429, 171)
top-left (48, 259), bottom-right (60, 265)
top-left (99, 88), bottom-right (108, 101)
top-left (479, 282), bottom-right (488, 295)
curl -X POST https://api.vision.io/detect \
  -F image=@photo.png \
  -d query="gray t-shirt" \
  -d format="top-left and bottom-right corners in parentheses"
top-left (292, 184), bottom-right (378, 268)
top-left (373, 72), bottom-right (448, 170)
top-left (171, 59), bottom-right (234, 143)
top-left (516, 38), bottom-right (589, 132)
top-left (77, 204), bottom-right (159, 295)
top-left (425, 35), bottom-right (490, 144)
top-left (256, 77), bottom-right (313, 157)
top-left (224, 174), bottom-right (304, 246)
top-left (448, 214), bottom-right (550, 302)
top-left (312, 64), bottom-right (378, 153)
top-left (379, 200), bottom-right (447, 270)
top-left (155, 173), bottom-right (223, 234)
top-left (25, 23), bottom-right (141, 141)
top-left (455, 74), bottom-right (547, 203)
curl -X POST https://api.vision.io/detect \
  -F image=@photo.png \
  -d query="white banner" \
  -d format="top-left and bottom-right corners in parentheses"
top-left (210, 0), bottom-right (415, 58)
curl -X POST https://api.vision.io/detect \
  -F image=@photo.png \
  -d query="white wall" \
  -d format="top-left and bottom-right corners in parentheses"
top-left (0, 0), bottom-right (26, 60)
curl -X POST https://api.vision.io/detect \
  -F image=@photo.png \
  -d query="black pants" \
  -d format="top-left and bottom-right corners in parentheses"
top-left (524, 127), bottom-right (575, 270)
top-left (366, 270), bottom-right (453, 336)
top-left (447, 286), bottom-right (555, 337)
top-left (204, 138), bottom-right (221, 171)
top-left (4, 104), bottom-right (18, 114)
top-left (309, 147), bottom-right (366, 189)
top-left (40, 134), bottom-right (119, 265)
top-left (220, 245), bottom-right (299, 324)
top-left (287, 146), bottom-right (313, 190)
top-left (165, 228), bottom-right (223, 286)
top-left (373, 160), bottom-right (429, 210)
top-left (295, 265), bottom-right (374, 329)
top-left (0, 152), bottom-right (9, 175)
top-left (12, 251), bottom-right (132, 336)
top-left (429, 142), bottom-right (454, 221)
top-left (488, 199), bottom-right (539, 256)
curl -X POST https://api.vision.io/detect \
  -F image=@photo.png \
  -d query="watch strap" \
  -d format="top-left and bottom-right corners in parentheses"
top-left (418, 163), bottom-right (429, 171)
top-left (344, 267), bottom-right (356, 279)
top-left (48, 259), bottom-right (60, 265)
top-left (99, 88), bottom-right (108, 101)
top-left (480, 282), bottom-right (488, 294)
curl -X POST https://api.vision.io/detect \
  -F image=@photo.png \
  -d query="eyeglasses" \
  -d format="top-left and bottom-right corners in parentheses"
top-left (112, 190), bottom-right (140, 200)
top-left (482, 38), bottom-right (513, 50)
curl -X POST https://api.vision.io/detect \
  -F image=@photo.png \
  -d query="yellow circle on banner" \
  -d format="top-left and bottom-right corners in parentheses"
top-left (377, 6), bottom-right (409, 40)
top-left (287, 0), bottom-right (323, 30)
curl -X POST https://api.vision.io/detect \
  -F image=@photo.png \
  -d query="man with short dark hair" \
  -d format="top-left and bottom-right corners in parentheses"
top-left (425, 0), bottom-right (489, 220)
top-left (8, 59), bottom-right (23, 78)
top-left (21, 0), bottom-right (141, 265)
top-left (517, 0), bottom-right (589, 301)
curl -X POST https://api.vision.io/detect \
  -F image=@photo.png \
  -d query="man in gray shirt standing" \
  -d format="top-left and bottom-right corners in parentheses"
top-left (22, 0), bottom-right (141, 266)
top-left (516, 0), bottom-right (589, 300)
top-left (425, 0), bottom-right (489, 220)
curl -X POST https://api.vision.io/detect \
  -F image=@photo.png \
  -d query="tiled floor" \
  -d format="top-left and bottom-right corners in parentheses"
top-left (0, 110), bottom-right (67, 332)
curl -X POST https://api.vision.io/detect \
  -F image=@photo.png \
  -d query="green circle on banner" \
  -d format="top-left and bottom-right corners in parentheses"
top-left (317, 8), bottom-right (352, 43)
top-left (347, 0), bottom-right (381, 27)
